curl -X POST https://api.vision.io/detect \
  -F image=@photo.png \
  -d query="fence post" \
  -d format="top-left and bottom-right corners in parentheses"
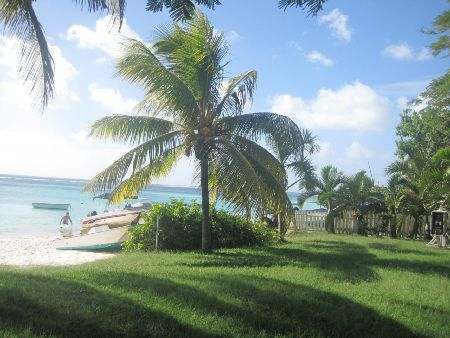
top-left (155, 216), bottom-right (159, 251)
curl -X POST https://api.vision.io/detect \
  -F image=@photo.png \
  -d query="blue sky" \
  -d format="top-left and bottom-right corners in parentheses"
top-left (0, 0), bottom-right (448, 188)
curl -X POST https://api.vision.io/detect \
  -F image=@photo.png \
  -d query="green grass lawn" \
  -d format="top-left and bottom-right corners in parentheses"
top-left (1, 233), bottom-right (449, 337)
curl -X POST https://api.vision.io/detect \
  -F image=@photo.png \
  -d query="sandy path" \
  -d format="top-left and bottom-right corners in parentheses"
top-left (0, 236), bottom-right (115, 267)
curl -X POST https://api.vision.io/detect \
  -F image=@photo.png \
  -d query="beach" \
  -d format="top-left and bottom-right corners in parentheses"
top-left (0, 235), bottom-right (115, 266)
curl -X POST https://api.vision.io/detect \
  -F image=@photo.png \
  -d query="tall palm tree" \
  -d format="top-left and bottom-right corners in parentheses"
top-left (86, 11), bottom-right (298, 251)
top-left (0, 0), bottom-right (125, 107)
top-left (298, 165), bottom-right (344, 233)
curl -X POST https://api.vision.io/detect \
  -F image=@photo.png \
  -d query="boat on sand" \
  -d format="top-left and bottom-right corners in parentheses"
top-left (55, 225), bottom-right (130, 251)
top-left (55, 203), bottom-right (150, 251)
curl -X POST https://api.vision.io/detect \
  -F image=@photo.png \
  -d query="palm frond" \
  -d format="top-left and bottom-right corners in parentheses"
top-left (85, 130), bottom-right (182, 193)
top-left (209, 137), bottom-right (292, 217)
top-left (72, 0), bottom-right (126, 26)
top-left (153, 11), bottom-right (227, 110)
top-left (90, 114), bottom-right (174, 145)
top-left (215, 70), bottom-right (257, 117)
top-left (108, 147), bottom-right (183, 202)
top-left (117, 38), bottom-right (199, 125)
top-left (1, 0), bottom-right (54, 107)
top-left (146, 0), bottom-right (221, 21)
top-left (278, 0), bottom-right (328, 16)
top-left (220, 112), bottom-right (299, 146)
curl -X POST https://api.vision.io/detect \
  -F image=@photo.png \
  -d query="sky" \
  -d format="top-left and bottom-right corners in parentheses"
top-left (0, 0), bottom-right (448, 188)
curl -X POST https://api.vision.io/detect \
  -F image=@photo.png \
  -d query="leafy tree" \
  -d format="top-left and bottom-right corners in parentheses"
top-left (298, 165), bottom-right (345, 233)
top-left (86, 11), bottom-right (298, 251)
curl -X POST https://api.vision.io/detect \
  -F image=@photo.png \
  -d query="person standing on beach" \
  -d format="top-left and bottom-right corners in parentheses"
top-left (60, 212), bottom-right (73, 225)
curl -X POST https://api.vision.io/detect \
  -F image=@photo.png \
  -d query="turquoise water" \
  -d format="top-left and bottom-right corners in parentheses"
top-left (0, 174), bottom-right (318, 236)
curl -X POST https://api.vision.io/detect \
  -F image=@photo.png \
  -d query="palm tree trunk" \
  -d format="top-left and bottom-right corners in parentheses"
top-left (325, 202), bottom-right (335, 233)
top-left (200, 155), bottom-right (211, 251)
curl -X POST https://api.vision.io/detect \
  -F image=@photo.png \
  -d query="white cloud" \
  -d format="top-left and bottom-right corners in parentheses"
top-left (66, 16), bottom-right (140, 58)
top-left (382, 42), bottom-right (414, 60)
top-left (319, 9), bottom-right (352, 42)
top-left (305, 50), bottom-right (334, 67)
top-left (346, 142), bottom-right (373, 160)
top-left (289, 43), bottom-right (333, 67)
top-left (270, 81), bottom-right (390, 132)
top-left (88, 83), bottom-right (138, 113)
top-left (382, 42), bottom-right (432, 61)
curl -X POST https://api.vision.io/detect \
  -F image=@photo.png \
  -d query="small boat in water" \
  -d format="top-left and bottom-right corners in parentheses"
top-left (32, 202), bottom-right (71, 210)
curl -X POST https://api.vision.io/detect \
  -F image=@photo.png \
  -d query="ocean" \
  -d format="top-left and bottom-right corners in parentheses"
top-left (0, 174), bottom-right (318, 237)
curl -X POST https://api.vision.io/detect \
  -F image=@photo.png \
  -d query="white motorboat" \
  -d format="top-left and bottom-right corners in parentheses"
top-left (55, 225), bottom-right (130, 251)
top-left (55, 202), bottom-right (150, 251)
top-left (80, 209), bottom-right (142, 234)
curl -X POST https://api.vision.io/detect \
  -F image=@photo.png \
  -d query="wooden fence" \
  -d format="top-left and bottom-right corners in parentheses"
top-left (293, 211), bottom-right (326, 231)
top-left (292, 210), bottom-right (426, 237)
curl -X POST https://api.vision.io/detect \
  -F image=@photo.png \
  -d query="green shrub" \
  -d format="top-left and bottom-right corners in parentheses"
top-left (123, 199), bottom-right (277, 251)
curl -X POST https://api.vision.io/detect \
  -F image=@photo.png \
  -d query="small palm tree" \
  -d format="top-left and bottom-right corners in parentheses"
top-left (86, 11), bottom-right (298, 251)
top-left (337, 171), bottom-right (384, 235)
top-left (298, 165), bottom-right (344, 233)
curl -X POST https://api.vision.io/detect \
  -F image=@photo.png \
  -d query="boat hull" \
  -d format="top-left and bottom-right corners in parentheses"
top-left (81, 210), bottom-right (141, 234)
top-left (55, 226), bottom-right (130, 251)
top-left (33, 202), bottom-right (70, 210)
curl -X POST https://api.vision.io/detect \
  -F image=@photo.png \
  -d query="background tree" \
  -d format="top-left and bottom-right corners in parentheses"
top-left (337, 171), bottom-right (384, 235)
top-left (266, 127), bottom-right (318, 236)
top-left (86, 11), bottom-right (298, 251)
top-left (298, 165), bottom-right (345, 233)
top-left (424, 6), bottom-right (449, 57)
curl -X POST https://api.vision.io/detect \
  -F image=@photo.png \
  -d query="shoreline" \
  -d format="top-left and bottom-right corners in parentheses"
top-left (0, 235), bottom-right (115, 267)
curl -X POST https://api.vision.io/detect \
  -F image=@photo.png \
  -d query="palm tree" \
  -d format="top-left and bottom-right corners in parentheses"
top-left (86, 11), bottom-right (298, 251)
top-left (337, 171), bottom-right (384, 235)
top-left (0, 0), bottom-right (125, 107)
top-left (382, 176), bottom-right (404, 238)
top-left (298, 165), bottom-right (344, 233)
top-left (266, 127), bottom-right (318, 235)
top-left (386, 158), bottom-right (431, 238)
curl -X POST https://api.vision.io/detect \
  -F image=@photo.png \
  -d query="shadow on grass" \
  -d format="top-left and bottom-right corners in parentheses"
top-left (0, 272), bottom-right (213, 338)
top-left (77, 271), bottom-right (421, 337)
top-left (368, 242), bottom-right (438, 256)
top-left (185, 239), bottom-right (450, 283)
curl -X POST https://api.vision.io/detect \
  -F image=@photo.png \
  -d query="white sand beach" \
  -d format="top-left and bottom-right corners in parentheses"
top-left (0, 236), bottom-right (115, 267)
